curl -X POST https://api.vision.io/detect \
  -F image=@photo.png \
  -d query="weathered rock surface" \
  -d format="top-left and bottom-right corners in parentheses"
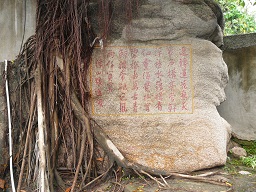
top-left (88, 0), bottom-right (230, 174)
top-left (89, 37), bottom-right (230, 173)
top-left (230, 147), bottom-right (247, 158)
top-left (122, 0), bottom-right (223, 47)
top-left (0, 63), bottom-right (6, 164)
top-left (89, 0), bottom-right (224, 47)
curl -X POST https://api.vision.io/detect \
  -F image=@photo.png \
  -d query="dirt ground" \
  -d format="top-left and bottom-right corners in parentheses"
top-left (88, 164), bottom-right (256, 192)
top-left (1, 156), bottom-right (255, 192)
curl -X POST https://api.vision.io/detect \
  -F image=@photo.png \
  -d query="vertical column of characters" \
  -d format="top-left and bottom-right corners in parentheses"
top-left (130, 48), bottom-right (139, 113)
top-left (142, 49), bottom-right (152, 113)
top-left (179, 46), bottom-right (189, 112)
top-left (154, 48), bottom-right (164, 111)
top-left (94, 57), bottom-right (104, 108)
top-left (105, 49), bottom-right (115, 94)
top-left (118, 48), bottom-right (128, 113)
top-left (167, 46), bottom-right (177, 112)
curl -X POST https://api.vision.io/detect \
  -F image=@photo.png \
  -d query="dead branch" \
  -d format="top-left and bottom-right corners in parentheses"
top-left (140, 170), bottom-right (166, 188)
top-left (81, 162), bottom-right (113, 190)
top-left (167, 172), bottom-right (230, 187)
top-left (133, 169), bottom-right (153, 188)
top-left (160, 174), bottom-right (171, 188)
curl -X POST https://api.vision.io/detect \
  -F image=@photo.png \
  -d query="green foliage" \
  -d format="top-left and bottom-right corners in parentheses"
top-left (224, 140), bottom-right (256, 172)
top-left (241, 155), bottom-right (256, 169)
top-left (240, 141), bottom-right (256, 169)
top-left (216, 0), bottom-right (256, 35)
top-left (242, 141), bottom-right (256, 155)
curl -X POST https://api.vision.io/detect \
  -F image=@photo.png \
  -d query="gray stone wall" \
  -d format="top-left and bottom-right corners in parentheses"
top-left (218, 36), bottom-right (256, 140)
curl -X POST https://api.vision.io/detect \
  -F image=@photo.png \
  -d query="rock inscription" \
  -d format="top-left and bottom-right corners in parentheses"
top-left (90, 45), bottom-right (193, 116)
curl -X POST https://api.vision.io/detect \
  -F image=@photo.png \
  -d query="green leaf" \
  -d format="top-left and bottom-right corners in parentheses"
top-left (240, 0), bottom-right (245, 7)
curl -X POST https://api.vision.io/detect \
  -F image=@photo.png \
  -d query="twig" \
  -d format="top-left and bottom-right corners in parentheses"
top-left (17, 90), bottom-right (36, 192)
top-left (5, 60), bottom-right (16, 192)
top-left (140, 170), bottom-right (165, 188)
top-left (81, 162), bottom-right (113, 190)
top-left (133, 169), bottom-right (152, 188)
top-left (197, 171), bottom-right (219, 177)
top-left (112, 169), bottom-right (118, 192)
top-left (160, 174), bottom-right (171, 188)
top-left (167, 172), bottom-right (231, 187)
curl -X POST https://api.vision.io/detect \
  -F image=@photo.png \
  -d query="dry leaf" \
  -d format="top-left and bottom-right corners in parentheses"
top-left (65, 187), bottom-right (71, 192)
top-left (96, 157), bottom-right (104, 162)
top-left (0, 178), bottom-right (6, 189)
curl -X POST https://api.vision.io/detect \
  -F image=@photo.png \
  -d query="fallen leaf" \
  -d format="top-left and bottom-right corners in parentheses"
top-left (65, 187), bottom-right (71, 192)
top-left (0, 178), bottom-right (6, 189)
top-left (96, 157), bottom-right (104, 162)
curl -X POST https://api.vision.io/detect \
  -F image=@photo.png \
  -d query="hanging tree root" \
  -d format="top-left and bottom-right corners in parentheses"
top-left (57, 74), bottom-right (130, 190)
top-left (17, 91), bottom-right (36, 192)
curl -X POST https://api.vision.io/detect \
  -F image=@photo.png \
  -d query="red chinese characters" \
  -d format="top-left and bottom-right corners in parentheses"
top-left (142, 57), bottom-right (152, 112)
top-left (91, 45), bottom-right (192, 115)
top-left (119, 59), bottom-right (128, 113)
top-left (94, 58), bottom-right (104, 108)
top-left (179, 46), bottom-right (190, 111)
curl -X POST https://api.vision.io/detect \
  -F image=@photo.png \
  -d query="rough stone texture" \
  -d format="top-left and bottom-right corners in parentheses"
top-left (218, 46), bottom-right (256, 140)
top-left (88, 0), bottom-right (230, 174)
top-left (0, 63), bottom-right (7, 164)
top-left (222, 33), bottom-right (256, 50)
top-left (89, 38), bottom-right (230, 173)
top-left (89, 0), bottom-right (224, 47)
top-left (230, 147), bottom-right (247, 158)
top-left (121, 0), bottom-right (223, 47)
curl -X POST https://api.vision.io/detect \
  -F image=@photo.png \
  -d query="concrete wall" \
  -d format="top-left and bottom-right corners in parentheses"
top-left (0, 0), bottom-right (36, 164)
top-left (0, 0), bottom-right (36, 61)
top-left (218, 37), bottom-right (256, 140)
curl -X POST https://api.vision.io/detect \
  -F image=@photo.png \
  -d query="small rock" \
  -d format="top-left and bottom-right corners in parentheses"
top-left (227, 140), bottom-right (240, 152)
top-left (230, 146), bottom-right (247, 158)
top-left (238, 170), bottom-right (251, 175)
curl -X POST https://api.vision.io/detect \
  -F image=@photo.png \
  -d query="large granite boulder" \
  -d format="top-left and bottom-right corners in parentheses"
top-left (88, 0), bottom-right (230, 174)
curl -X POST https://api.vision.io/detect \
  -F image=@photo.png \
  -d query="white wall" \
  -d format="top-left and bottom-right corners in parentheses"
top-left (0, 0), bottom-right (36, 61)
